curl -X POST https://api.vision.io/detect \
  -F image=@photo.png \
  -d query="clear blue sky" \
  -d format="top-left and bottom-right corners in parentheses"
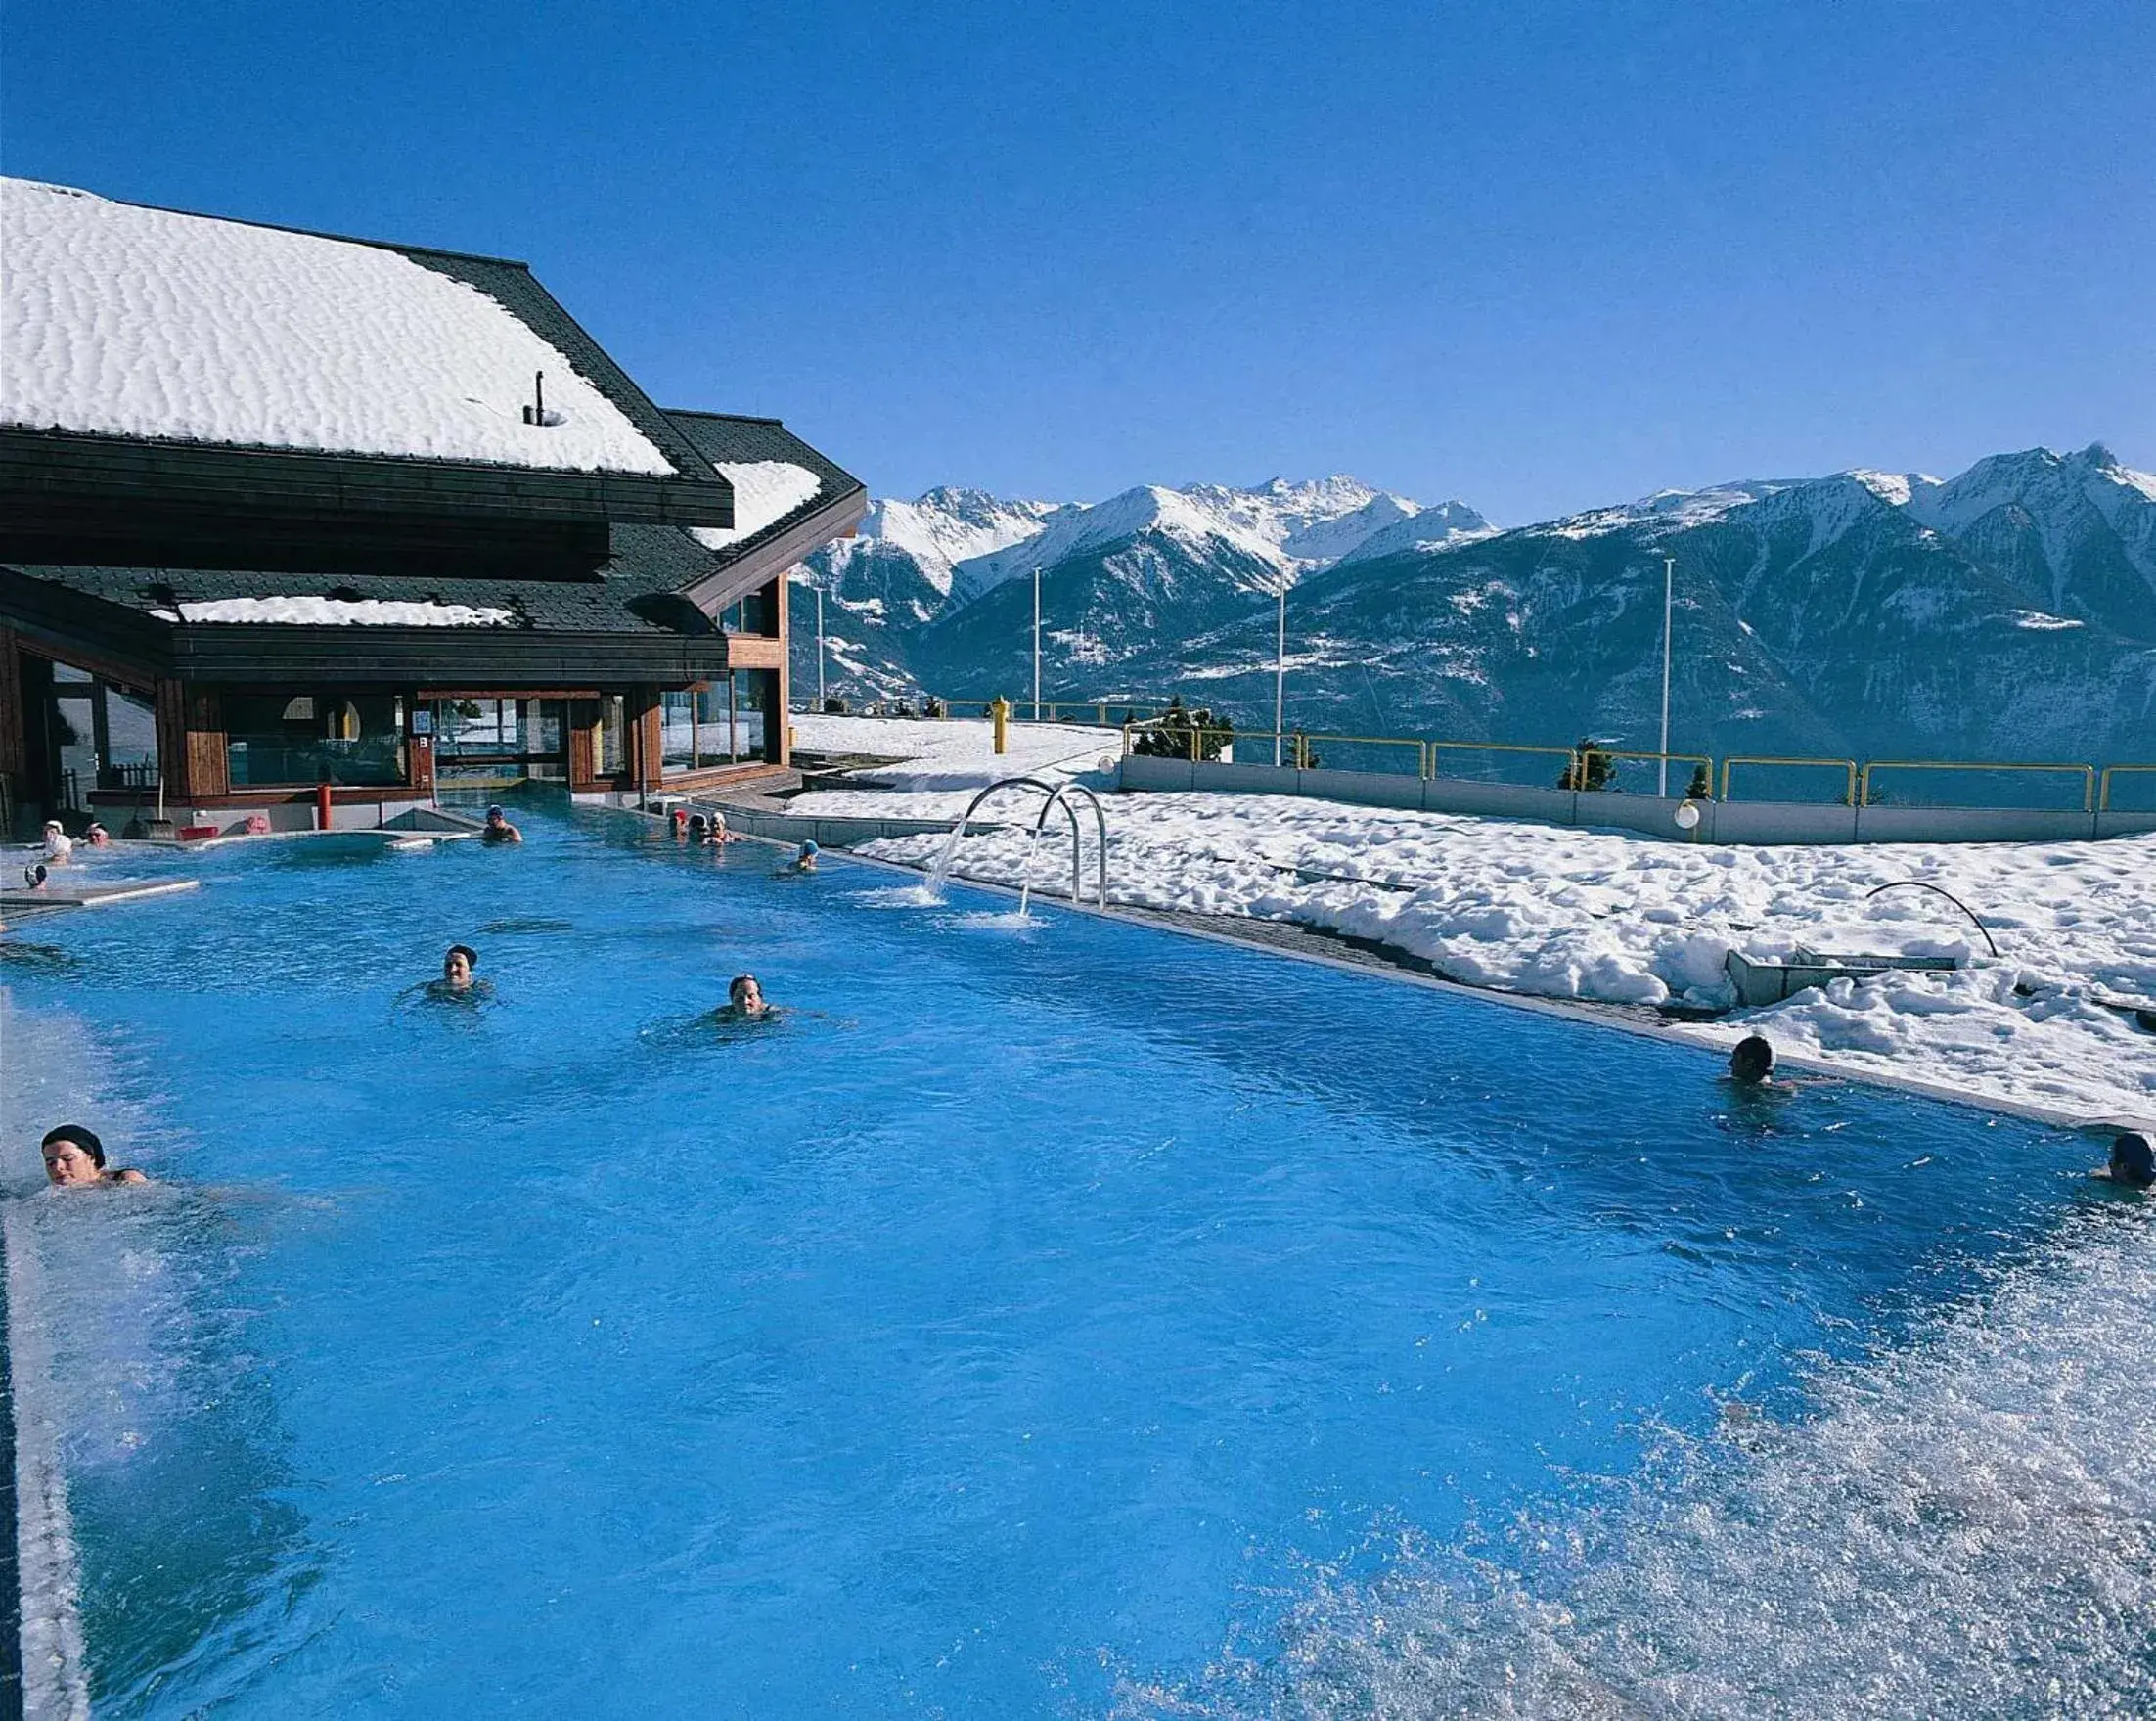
top-left (4, 0), bottom-right (2151, 522)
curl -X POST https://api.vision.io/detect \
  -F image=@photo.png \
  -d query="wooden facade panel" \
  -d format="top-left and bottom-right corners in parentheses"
top-left (0, 630), bottom-right (24, 781)
top-left (772, 569), bottom-right (790, 767)
top-left (182, 683), bottom-right (229, 798)
top-left (724, 633), bottom-right (784, 671)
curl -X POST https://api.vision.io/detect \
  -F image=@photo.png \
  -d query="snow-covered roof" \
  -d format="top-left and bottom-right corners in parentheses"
top-left (151, 597), bottom-right (518, 627)
top-left (0, 178), bottom-right (676, 475)
top-left (690, 461), bottom-right (825, 549)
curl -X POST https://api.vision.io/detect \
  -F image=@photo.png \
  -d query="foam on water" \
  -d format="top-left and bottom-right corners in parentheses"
top-left (1114, 1204), bottom-right (2156, 1719)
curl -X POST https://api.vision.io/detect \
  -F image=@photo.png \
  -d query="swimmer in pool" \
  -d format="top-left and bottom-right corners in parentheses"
top-left (2092, 1131), bottom-right (2155, 1192)
top-left (723, 974), bottom-right (775, 1019)
top-left (699, 810), bottom-right (736, 846)
top-left (779, 839), bottom-right (819, 875)
top-left (481, 805), bottom-right (522, 845)
top-left (22, 862), bottom-right (50, 891)
top-left (426, 943), bottom-right (491, 1000)
top-left (83, 820), bottom-right (111, 847)
top-left (41, 819), bottom-right (73, 864)
top-left (41, 1125), bottom-right (148, 1187)
top-left (1728, 1033), bottom-right (1776, 1086)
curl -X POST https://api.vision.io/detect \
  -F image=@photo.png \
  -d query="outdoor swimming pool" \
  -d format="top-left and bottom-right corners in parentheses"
top-left (3, 806), bottom-right (2148, 1717)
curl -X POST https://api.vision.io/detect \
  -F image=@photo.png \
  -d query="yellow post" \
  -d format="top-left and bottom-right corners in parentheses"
top-left (992, 697), bottom-right (1010, 755)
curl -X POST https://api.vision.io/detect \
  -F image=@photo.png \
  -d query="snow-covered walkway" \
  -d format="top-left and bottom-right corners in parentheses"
top-left (786, 715), bottom-right (2156, 1130)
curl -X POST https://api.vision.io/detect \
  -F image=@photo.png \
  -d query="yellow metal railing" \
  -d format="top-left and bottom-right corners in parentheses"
top-left (1858, 760), bottom-right (2096, 812)
top-left (1101, 711), bottom-right (2156, 816)
top-left (1720, 756), bottom-right (1860, 805)
top-left (1583, 747), bottom-right (1716, 794)
top-left (1426, 738), bottom-right (1579, 787)
top-left (2099, 765), bottom-right (2156, 814)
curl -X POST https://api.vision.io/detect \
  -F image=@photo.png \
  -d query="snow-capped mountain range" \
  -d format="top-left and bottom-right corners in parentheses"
top-left (791, 445), bottom-right (2156, 764)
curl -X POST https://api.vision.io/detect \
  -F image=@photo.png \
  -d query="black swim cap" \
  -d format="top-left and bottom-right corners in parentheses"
top-left (41, 1125), bottom-right (106, 1168)
top-left (449, 944), bottom-right (478, 968)
top-left (2111, 1132), bottom-right (2156, 1189)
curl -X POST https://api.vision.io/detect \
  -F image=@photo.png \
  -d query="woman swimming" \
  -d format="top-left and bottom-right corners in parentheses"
top-left (41, 1124), bottom-right (148, 1187)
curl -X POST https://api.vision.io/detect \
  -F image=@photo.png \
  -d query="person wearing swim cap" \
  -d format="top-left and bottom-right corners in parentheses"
top-left (425, 943), bottom-right (492, 1001)
top-left (40, 1125), bottom-right (148, 1187)
top-left (699, 809), bottom-right (735, 846)
top-left (2094, 1131), bottom-right (2156, 1191)
top-left (781, 839), bottom-right (819, 875)
top-left (22, 862), bottom-right (49, 891)
top-left (1728, 1034), bottom-right (1775, 1086)
top-left (41, 819), bottom-right (73, 865)
top-left (481, 806), bottom-right (522, 844)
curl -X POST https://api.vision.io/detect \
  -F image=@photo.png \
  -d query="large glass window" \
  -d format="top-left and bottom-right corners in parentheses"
top-left (226, 689), bottom-right (406, 787)
top-left (659, 673), bottom-right (777, 776)
top-left (433, 699), bottom-right (567, 788)
top-left (720, 589), bottom-right (772, 635)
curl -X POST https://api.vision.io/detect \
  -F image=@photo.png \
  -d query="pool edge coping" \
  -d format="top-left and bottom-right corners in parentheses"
top-left (3, 1200), bottom-right (91, 1721)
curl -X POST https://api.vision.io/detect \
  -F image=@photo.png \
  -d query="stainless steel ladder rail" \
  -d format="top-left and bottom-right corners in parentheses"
top-left (941, 776), bottom-right (1083, 906)
top-left (1021, 781), bottom-right (1109, 911)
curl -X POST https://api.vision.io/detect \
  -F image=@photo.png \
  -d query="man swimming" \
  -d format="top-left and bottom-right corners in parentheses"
top-left (2093, 1131), bottom-right (2156, 1191)
top-left (780, 839), bottom-right (819, 875)
top-left (40, 1124), bottom-right (148, 1187)
top-left (725, 973), bottom-right (774, 1019)
top-left (1728, 1034), bottom-right (1776, 1085)
top-left (431, 943), bottom-right (483, 996)
top-left (481, 806), bottom-right (522, 845)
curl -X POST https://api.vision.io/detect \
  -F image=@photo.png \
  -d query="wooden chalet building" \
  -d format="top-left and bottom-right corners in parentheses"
top-left (0, 177), bottom-right (865, 835)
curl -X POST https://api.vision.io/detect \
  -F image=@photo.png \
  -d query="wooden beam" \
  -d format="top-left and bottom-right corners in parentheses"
top-left (0, 629), bottom-right (24, 781)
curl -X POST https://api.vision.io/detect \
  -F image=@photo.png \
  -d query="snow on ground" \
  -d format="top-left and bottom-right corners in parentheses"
top-left (786, 715), bottom-right (2156, 1129)
top-left (0, 177), bottom-right (673, 474)
top-left (791, 711), bottom-right (1119, 793)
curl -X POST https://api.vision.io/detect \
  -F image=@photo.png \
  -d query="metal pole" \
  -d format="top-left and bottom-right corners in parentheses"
top-left (1032, 566), bottom-right (1042, 720)
top-left (1658, 555), bottom-right (1674, 797)
top-left (1274, 585), bottom-right (1286, 767)
top-left (815, 587), bottom-right (826, 709)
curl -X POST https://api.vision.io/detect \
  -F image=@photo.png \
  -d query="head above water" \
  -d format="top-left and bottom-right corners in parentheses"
top-left (729, 973), bottom-right (765, 1013)
top-left (41, 1124), bottom-right (107, 1185)
top-left (1729, 1034), bottom-right (1775, 1085)
top-left (2109, 1132), bottom-right (2155, 1190)
top-left (443, 943), bottom-right (478, 986)
top-left (485, 806), bottom-right (508, 826)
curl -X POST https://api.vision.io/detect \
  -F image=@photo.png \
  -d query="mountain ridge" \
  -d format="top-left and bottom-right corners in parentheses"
top-left (791, 445), bottom-right (2156, 763)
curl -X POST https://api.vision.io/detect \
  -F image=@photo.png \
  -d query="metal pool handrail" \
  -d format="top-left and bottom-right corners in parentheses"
top-left (945, 776), bottom-right (1088, 907)
top-left (1022, 781), bottom-right (1110, 912)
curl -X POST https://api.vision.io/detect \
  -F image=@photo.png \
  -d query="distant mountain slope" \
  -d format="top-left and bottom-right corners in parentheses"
top-left (791, 476), bottom-right (1489, 704)
top-left (790, 445), bottom-right (2156, 764)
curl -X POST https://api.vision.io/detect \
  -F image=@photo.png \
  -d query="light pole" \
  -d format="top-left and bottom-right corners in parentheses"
top-left (1031, 566), bottom-right (1042, 720)
top-left (1274, 584), bottom-right (1286, 767)
top-left (1658, 555), bottom-right (1675, 797)
top-left (815, 587), bottom-right (826, 710)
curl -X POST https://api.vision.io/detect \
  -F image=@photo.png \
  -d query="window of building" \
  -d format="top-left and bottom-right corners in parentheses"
top-left (225, 689), bottom-right (406, 787)
top-left (659, 671), bottom-right (777, 777)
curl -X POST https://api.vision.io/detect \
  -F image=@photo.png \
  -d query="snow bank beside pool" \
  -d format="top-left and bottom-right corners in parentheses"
top-left (783, 732), bottom-right (2156, 1126)
top-left (791, 712), bottom-right (1117, 793)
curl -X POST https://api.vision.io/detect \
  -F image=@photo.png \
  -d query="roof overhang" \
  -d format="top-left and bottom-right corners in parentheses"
top-left (0, 565), bottom-right (734, 687)
top-left (676, 484), bottom-right (869, 615)
top-left (0, 428), bottom-right (738, 528)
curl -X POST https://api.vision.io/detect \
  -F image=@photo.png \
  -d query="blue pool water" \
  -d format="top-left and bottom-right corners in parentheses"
top-left (0, 807), bottom-right (2128, 1716)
